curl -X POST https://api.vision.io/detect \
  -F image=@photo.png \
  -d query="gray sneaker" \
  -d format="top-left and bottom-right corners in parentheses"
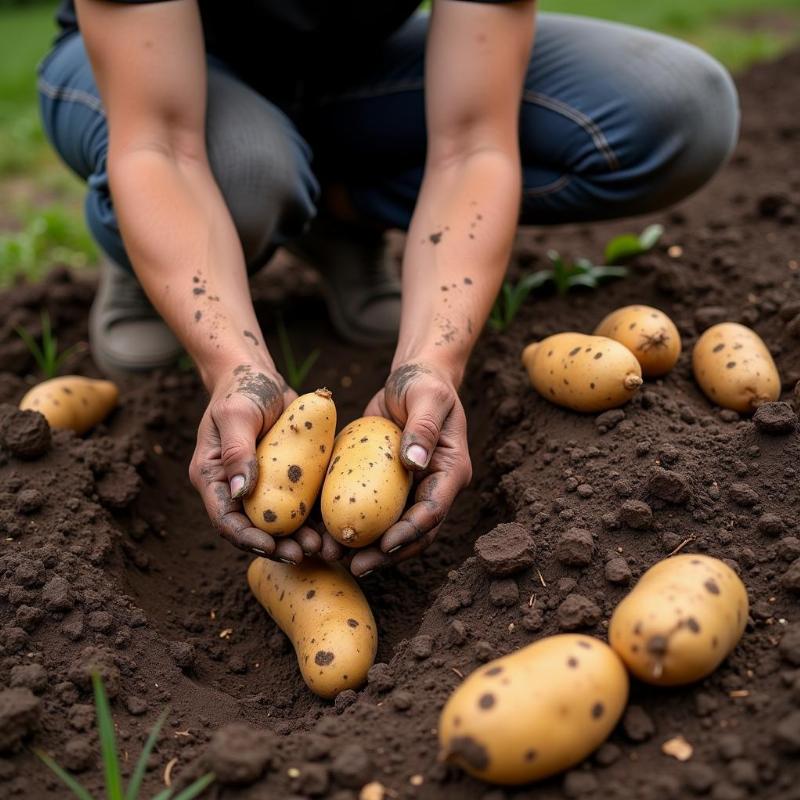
top-left (288, 219), bottom-right (401, 346)
top-left (89, 258), bottom-right (183, 375)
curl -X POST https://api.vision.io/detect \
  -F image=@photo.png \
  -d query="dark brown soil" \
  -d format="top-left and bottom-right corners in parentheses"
top-left (2, 50), bottom-right (800, 800)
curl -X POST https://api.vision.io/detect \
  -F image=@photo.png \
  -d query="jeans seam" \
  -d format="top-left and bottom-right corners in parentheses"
top-left (522, 90), bottom-right (619, 171)
top-left (37, 76), bottom-right (106, 117)
top-left (315, 78), bottom-right (425, 107)
top-left (523, 174), bottom-right (572, 197)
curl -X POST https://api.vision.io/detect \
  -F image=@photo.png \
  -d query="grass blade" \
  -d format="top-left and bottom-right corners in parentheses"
top-left (567, 274), bottom-right (599, 290)
top-left (589, 265), bottom-right (629, 279)
top-left (92, 674), bottom-right (124, 800)
top-left (170, 773), bottom-right (216, 800)
top-left (14, 323), bottom-right (46, 374)
top-left (151, 790), bottom-right (173, 800)
top-left (125, 708), bottom-right (169, 800)
top-left (638, 223), bottom-right (664, 250)
top-left (34, 750), bottom-right (96, 800)
top-left (603, 233), bottom-right (642, 265)
top-left (295, 349), bottom-right (321, 388)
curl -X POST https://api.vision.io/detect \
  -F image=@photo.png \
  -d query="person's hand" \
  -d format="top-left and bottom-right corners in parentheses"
top-left (189, 361), bottom-right (323, 564)
top-left (338, 361), bottom-right (473, 576)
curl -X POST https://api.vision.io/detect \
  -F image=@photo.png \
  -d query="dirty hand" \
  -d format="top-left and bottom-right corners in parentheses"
top-left (189, 362), bottom-right (322, 564)
top-left (332, 361), bottom-right (472, 576)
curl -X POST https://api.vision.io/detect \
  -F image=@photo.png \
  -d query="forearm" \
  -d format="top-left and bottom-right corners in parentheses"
top-left (110, 148), bottom-right (274, 389)
top-left (394, 149), bottom-right (521, 385)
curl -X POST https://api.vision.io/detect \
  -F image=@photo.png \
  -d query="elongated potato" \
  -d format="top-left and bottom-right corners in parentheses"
top-left (692, 322), bottom-right (780, 412)
top-left (522, 333), bottom-right (642, 412)
top-left (247, 557), bottom-right (377, 698)
top-left (19, 376), bottom-right (118, 434)
top-left (244, 389), bottom-right (335, 536)
top-left (439, 635), bottom-right (628, 785)
top-left (321, 416), bottom-right (411, 547)
top-left (594, 305), bottom-right (681, 377)
top-left (609, 554), bottom-right (748, 686)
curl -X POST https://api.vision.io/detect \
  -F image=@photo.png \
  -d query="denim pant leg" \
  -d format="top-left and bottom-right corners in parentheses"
top-left (37, 33), bottom-right (319, 272)
top-left (306, 12), bottom-right (740, 228)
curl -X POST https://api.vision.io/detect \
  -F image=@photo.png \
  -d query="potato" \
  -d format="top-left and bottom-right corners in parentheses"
top-left (247, 556), bottom-right (377, 698)
top-left (609, 554), bottom-right (748, 686)
top-left (244, 389), bottom-right (335, 536)
top-left (692, 322), bottom-right (780, 412)
top-left (594, 304), bottom-right (681, 377)
top-left (439, 634), bottom-right (628, 785)
top-left (321, 416), bottom-right (412, 547)
top-left (19, 376), bottom-right (118, 434)
top-left (521, 333), bottom-right (643, 412)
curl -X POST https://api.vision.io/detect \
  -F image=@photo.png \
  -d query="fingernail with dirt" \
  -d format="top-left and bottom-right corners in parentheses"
top-left (230, 474), bottom-right (246, 498)
top-left (406, 444), bottom-right (429, 468)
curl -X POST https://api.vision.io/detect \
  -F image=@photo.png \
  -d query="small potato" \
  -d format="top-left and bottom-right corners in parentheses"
top-left (692, 322), bottom-right (780, 412)
top-left (321, 416), bottom-right (412, 547)
top-left (522, 333), bottom-right (642, 413)
top-left (247, 557), bottom-right (377, 698)
top-left (19, 376), bottom-right (118, 434)
top-left (244, 389), bottom-right (336, 536)
top-left (439, 634), bottom-right (628, 785)
top-left (594, 304), bottom-right (681, 377)
top-left (609, 554), bottom-right (748, 686)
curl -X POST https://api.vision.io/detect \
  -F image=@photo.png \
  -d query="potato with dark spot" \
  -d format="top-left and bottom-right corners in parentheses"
top-left (594, 305), bottom-right (681, 377)
top-left (609, 554), bottom-right (748, 686)
top-left (321, 416), bottom-right (411, 547)
top-left (19, 376), bottom-right (118, 434)
top-left (247, 557), bottom-right (377, 698)
top-left (692, 322), bottom-right (780, 412)
top-left (244, 389), bottom-right (335, 536)
top-left (522, 333), bottom-right (642, 413)
top-left (438, 634), bottom-right (628, 784)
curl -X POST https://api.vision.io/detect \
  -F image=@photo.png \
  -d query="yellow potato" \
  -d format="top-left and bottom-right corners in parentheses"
top-left (244, 389), bottom-right (335, 536)
top-left (321, 416), bottom-right (412, 547)
top-left (609, 554), bottom-right (748, 686)
top-left (521, 333), bottom-right (642, 412)
top-left (594, 304), bottom-right (681, 377)
top-left (439, 634), bottom-right (628, 785)
top-left (692, 322), bottom-right (780, 412)
top-left (19, 376), bottom-right (118, 434)
top-left (247, 557), bottom-right (377, 698)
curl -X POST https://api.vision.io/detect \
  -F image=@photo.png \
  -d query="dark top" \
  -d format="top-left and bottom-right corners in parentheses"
top-left (55, 1), bottom-right (514, 98)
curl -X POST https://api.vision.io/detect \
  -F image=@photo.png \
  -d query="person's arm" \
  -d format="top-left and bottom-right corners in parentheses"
top-left (76, 0), bottom-right (319, 563)
top-left (350, 0), bottom-right (536, 575)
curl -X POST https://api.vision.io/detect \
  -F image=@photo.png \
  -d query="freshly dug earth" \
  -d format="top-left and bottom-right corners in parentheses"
top-left (2, 51), bottom-right (800, 800)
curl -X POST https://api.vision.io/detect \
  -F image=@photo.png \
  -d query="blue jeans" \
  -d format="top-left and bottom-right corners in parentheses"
top-left (38, 13), bottom-right (739, 272)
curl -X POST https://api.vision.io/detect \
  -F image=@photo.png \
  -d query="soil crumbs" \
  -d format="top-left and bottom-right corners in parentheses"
top-left (2, 51), bottom-right (800, 800)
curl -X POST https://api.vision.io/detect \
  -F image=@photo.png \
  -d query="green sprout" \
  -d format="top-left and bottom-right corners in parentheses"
top-left (603, 223), bottom-right (664, 266)
top-left (488, 271), bottom-right (551, 332)
top-left (15, 310), bottom-right (78, 378)
top-left (34, 674), bottom-right (214, 800)
top-left (544, 250), bottom-right (629, 296)
top-left (276, 313), bottom-right (320, 392)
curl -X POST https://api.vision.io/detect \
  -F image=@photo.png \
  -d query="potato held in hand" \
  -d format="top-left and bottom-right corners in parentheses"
top-left (692, 322), bottom-right (780, 412)
top-left (439, 635), bottom-right (628, 785)
top-left (244, 389), bottom-right (335, 536)
top-left (609, 554), bottom-right (748, 686)
top-left (321, 416), bottom-right (412, 547)
top-left (247, 557), bottom-right (377, 698)
top-left (19, 376), bottom-right (118, 434)
top-left (594, 304), bottom-right (681, 377)
top-left (522, 333), bottom-right (642, 412)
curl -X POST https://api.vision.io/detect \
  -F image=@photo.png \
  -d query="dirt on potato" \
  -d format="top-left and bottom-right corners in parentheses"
top-left (2, 51), bottom-right (800, 800)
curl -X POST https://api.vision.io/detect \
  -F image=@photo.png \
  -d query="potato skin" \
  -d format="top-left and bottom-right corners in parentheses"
top-left (522, 333), bottom-right (643, 412)
top-left (609, 554), bottom-right (748, 686)
top-left (594, 305), bottom-right (681, 377)
top-left (439, 634), bottom-right (628, 785)
top-left (244, 389), bottom-right (336, 536)
top-left (321, 416), bottom-right (412, 547)
top-left (19, 376), bottom-right (118, 434)
top-left (692, 322), bottom-right (780, 412)
top-left (247, 557), bottom-right (377, 698)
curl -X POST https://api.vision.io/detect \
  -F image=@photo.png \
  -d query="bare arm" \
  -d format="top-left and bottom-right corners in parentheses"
top-left (77, 0), bottom-right (318, 563)
top-left (352, 0), bottom-right (536, 575)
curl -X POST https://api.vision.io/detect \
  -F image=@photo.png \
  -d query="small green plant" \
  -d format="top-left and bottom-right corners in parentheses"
top-left (15, 310), bottom-right (78, 378)
top-left (34, 674), bottom-right (214, 800)
top-left (488, 271), bottom-right (551, 332)
top-left (276, 313), bottom-right (320, 392)
top-left (603, 223), bottom-right (664, 266)
top-left (544, 250), bottom-right (629, 296)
